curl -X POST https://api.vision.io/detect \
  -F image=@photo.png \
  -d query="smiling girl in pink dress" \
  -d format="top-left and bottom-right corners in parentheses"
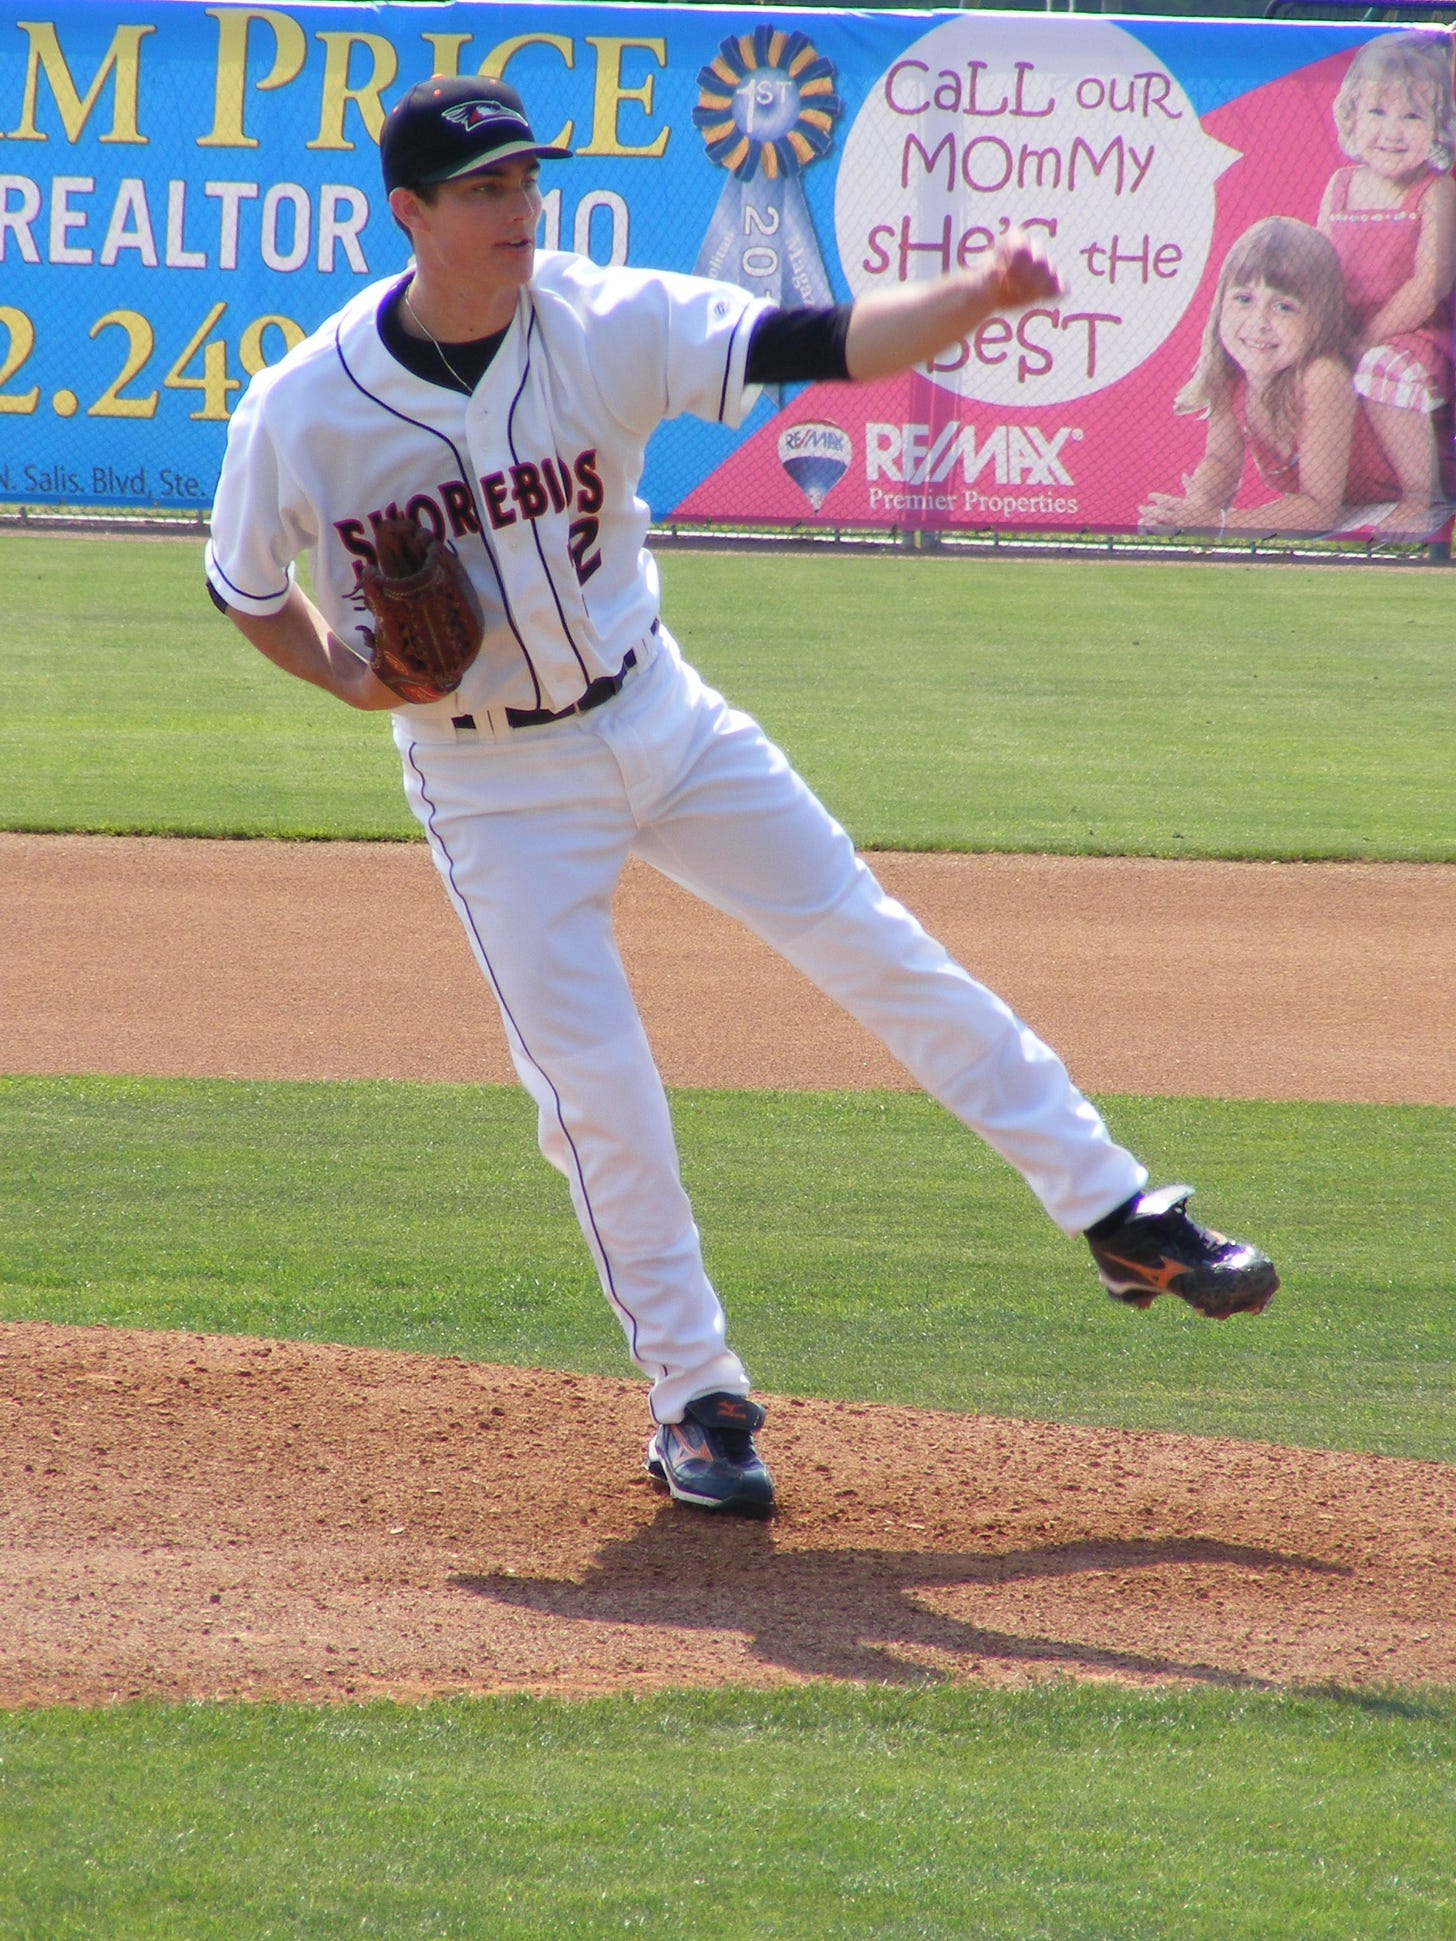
top-left (1138, 217), bottom-right (1383, 537)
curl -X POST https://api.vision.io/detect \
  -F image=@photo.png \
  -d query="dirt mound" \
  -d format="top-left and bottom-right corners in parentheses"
top-left (4, 1322), bottom-right (1452, 1707)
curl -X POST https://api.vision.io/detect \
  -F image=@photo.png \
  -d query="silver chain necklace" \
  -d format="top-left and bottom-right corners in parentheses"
top-left (401, 280), bottom-right (472, 392)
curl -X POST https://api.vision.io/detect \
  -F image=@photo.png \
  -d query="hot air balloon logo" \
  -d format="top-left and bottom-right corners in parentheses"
top-left (778, 421), bottom-right (852, 511)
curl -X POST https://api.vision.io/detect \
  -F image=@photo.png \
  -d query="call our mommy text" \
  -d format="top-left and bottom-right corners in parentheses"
top-left (883, 57), bottom-right (1184, 123)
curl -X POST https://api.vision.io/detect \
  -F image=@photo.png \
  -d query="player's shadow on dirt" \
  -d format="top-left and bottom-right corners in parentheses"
top-left (451, 1511), bottom-right (1349, 1688)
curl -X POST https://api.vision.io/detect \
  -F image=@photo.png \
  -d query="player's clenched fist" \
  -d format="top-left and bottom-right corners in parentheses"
top-left (843, 227), bottom-right (1069, 381)
top-left (984, 227), bottom-right (1068, 312)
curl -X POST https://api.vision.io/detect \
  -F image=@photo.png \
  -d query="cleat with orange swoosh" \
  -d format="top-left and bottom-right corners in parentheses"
top-left (645, 1391), bottom-right (776, 1515)
top-left (1086, 1184), bottom-right (1279, 1320)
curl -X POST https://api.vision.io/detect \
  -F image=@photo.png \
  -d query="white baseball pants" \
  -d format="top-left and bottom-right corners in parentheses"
top-left (399, 630), bottom-right (1146, 1422)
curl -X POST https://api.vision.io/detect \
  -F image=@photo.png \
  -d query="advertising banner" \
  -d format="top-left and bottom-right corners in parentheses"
top-left (1, 2), bottom-right (1451, 539)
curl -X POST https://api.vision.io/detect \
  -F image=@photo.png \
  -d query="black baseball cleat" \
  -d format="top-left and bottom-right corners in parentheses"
top-left (645, 1391), bottom-right (776, 1515)
top-left (1086, 1184), bottom-right (1279, 1319)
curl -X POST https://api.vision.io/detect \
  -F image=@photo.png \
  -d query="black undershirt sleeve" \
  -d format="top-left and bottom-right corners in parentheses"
top-left (745, 305), bottom-right (853, 385)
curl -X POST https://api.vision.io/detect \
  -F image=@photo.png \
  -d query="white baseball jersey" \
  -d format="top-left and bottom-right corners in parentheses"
top-left (206, 252), bottom-right (773, 722)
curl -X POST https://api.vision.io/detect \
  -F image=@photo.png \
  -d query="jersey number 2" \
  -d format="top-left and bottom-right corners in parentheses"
top-left (568, 515), bottom-right (601, 584)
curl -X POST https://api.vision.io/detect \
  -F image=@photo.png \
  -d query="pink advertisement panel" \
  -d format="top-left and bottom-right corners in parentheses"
top-left (676, 16), bottom-right (1455, 543)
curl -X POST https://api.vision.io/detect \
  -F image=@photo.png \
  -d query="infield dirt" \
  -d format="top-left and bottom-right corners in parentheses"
top-left (2, 834), bottom-right (1453, 1705)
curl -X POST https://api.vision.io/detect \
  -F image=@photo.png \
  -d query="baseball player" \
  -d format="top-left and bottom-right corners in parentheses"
top-left (206, 76), bottom-right (1279, 1517)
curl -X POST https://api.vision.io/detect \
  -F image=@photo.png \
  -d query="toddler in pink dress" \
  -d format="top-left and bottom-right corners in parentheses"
top-left (1318, 32), bottom-right (1456, 535)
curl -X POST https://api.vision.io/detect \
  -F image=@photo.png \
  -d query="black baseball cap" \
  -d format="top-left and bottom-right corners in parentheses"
top-left (380, 76), bottom-right (571, 194)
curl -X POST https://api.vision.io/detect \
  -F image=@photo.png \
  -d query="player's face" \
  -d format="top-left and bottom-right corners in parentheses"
top-left (407, 158), bottom-right (544, 303)
top-left (1351, 83), bottom-right (1437, 179)
top-left (1218, 278), bottom-right (1312, 380)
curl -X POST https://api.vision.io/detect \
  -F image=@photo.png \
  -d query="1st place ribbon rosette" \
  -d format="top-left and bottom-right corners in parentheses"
top-left (692, 25), bottom-right (843, 318)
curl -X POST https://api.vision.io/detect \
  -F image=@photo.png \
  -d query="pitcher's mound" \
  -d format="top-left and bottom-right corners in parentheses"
top-left (4, 1322), bottom-right (1451, 1707)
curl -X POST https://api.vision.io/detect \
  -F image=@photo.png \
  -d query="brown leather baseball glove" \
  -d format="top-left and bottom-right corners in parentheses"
top-left (357, 516), bottom-right (484, 704)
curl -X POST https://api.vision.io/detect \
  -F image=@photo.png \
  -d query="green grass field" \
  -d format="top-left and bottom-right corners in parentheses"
top-left (2, 533), bottom-right (1452, 856)
top-left (5, 1687), bottom-right (1454, 1941)
top-left (3, 536), bottom-right (1452, 1937)
top-left (3, 1076), bottom-right (1452, 1461)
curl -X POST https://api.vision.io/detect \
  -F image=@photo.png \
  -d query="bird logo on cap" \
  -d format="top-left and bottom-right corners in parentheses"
top-left (441, 100), bottom-right (518, 133)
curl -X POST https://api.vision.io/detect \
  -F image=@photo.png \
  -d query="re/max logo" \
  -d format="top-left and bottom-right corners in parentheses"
top-left (866, 422), bottom-right (1077, 486)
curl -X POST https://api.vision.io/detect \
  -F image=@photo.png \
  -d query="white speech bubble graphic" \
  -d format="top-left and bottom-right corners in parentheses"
top-left (834, 18), bottom-right (1240, 406)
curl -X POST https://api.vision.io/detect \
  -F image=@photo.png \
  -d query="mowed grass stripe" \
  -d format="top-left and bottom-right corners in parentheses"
top-left (1, 534), bottom-right (1451, 857)
top-left (2, 1075), bottom-right (1450, 1461)
top-left (2, 1685), bottom-right (1453, 1940)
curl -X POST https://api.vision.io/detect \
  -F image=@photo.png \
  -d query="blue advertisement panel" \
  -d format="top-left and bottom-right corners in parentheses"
top-left (1, 2), bottom-right (1451, 538)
